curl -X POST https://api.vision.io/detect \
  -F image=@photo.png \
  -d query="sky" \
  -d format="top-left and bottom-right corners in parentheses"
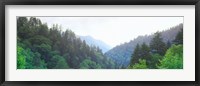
top-left (36, 17), bottom-right (183, 48)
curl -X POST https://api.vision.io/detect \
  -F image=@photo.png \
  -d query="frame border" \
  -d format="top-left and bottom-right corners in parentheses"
top-left (0, 0), bottom-right (199, 86)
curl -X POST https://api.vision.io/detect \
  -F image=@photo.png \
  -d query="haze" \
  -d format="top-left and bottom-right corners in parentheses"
top-left (36, 17), bottom-right (183, 48)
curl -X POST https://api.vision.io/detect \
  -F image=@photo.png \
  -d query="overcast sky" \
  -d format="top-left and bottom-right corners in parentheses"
top-left (36, 17), bottom-right (183, 47)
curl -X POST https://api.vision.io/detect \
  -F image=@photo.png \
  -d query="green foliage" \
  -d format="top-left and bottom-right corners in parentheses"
top-left (17, 46), bottom-right (26, 69)
top-left (150, 32), bottom-right (167, 56)
top-left (129, 59), bottom-right (147, 69)
top-left (173, 28), bottom-right (183, 45)
top-left (130, 44), bottom-right (141, 65)
top-left (80, 59), bottom-right (101, 69)
top-left (17, 17), bottom-right (182, 69)
top-left (51, 55), bottom-right (69, 69)
top-left (129, 31), bottom-right (183, 69)
top-left (157, 44), bottom-right (183, 69)
top-left (140, 43), bottom-right (151, 63)
top-left (149, 54), bottom-right (163, 69)
top-left (17, 17), bottom-right (115, 69)
top-left (17, 45), bottom-right (47, 69)
top-left (105, 24), bottom-right (183, 69)
top-left (130, 43), bottom-right (151, 67)
top-left (29, 35), bottom-right (52, 46)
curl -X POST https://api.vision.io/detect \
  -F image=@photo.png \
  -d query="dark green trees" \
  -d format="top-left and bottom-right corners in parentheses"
top-left (129, 43), bottom-right (151, 68)
top-left (17, 17), bottom-right (115, 69)
top-left (150, 32), bottom-right (167, 56)
top-left (157, 29), bottom-right (183, 69)
top-left (80, 59), bottom-right (101, 69)
top-left (130, 44), bottom-right (141, 65)
top-left (129, 29), bottom-right (183, 69)
top-left (173, 28), bottom-right (183, 45)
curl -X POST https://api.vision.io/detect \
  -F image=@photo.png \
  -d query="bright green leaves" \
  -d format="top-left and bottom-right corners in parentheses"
top-left (157, 44), bottom-right (183, 69)
top-left (129, 30), bottom-right (183, 69)
top-left (129, 59), bottom-right (147, 69)
top-left (17, 45), bottom-right (47, 69)
top-left (17, 17), bottom-right (115, 69)
top-left (17, 46), bottom-right (26, 69)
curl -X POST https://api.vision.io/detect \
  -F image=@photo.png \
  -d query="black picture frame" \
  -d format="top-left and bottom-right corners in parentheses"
top-left (0, 0), bottom-right (199, 86)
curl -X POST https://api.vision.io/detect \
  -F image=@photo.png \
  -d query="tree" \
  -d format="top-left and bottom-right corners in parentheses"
top-left (173, 28), bottom-right (183, 45)
top-left (17, 17), bottom-right (34, 39)
top-left (157, 44), bottom-right (183, 69)
top-left (80, 59), bottom-right (101, 69)
top-left (17, 17), bottom-right (115, 69)
top-left (17, 17), bottom-right (28, 29)
top-left (17, 46), bottom-right (26, 69)
top-left (129, 59), bottom-right (147, 69)
top-left (149, 54), bottom-right (162, 69)
top-left (37, 23), bottom-right (49, 37)
top-left (150, 32), bottom-right (167, 56)
top-left (32, 52), bottom-right (47, 69)
top-left (17, 45), bottom-right (47, 69)
top-left (51, 55), bottom-right (69, 69)
top-left (130, 44), bottom-right (141, 65)
top-left (140, 43), bottom-right (151, 65)
top-left (167, 40), bottom-right (171, 49)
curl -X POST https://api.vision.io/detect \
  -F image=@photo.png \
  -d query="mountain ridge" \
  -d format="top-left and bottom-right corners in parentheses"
top-left (78, 35), bottom-right (112, 53)
top-left (105, 23), bottom-right (183, 68)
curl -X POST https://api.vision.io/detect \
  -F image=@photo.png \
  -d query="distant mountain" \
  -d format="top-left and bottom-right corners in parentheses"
top-left (79, 35), bottom-right (112, 53)
top-left (105, 23), bottom-right (183, 68)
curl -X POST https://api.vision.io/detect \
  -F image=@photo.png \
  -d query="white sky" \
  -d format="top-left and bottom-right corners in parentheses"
top-left (36, 17), bottom-right (183, 47)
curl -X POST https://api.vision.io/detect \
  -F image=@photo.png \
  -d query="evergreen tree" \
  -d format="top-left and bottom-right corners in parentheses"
top-left (150, 32), bottom-right (167, 56)
top-left (167, 40), bottom-right (171, 49)
top-left (17, 17), bottom-right (115, 69)
top-left (130, 44), bottom-right (141, 65)
top-left (173, 28), bottom-right (183, 45)
top-left (140, 43), bottom-right (151, 66)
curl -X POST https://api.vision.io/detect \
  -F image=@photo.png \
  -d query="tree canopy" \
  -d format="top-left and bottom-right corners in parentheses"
top-left (17, 17), bottom-right (115, 69)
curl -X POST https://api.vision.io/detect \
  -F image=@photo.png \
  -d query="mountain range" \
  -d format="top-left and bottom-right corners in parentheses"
top-left (104, 23), bottom-right (183, 68)
top-left (78, 35), bottom-right (112, 53)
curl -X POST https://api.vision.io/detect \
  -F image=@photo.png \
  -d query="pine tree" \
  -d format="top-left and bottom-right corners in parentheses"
top-left (167, 40), bottom-right (171, 49)
top-left (150, 32), bottom-right (167, 56)
top-left (173, 28), bottom-right (183, 45)
top-left (130, 44), bottom-right (141, 65)
top-left (140, 43), bottom-right (151, 66)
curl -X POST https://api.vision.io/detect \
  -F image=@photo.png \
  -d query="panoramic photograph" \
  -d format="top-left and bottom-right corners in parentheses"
top-left (17, 17), bottom-right (183, 69)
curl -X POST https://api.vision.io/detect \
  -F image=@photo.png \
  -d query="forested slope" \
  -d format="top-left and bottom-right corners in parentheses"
top-left (105, 24), bottom-right (183, 68)
top-left (17, 17), bottom-right (115, 69)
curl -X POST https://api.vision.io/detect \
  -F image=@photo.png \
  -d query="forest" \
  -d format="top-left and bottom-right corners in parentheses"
top-left (105, 24), bottom-right (183, 69)
top-left (17, 17), bottom-right (183, 69)
top-left (17, 17), bottom-right (115, 69)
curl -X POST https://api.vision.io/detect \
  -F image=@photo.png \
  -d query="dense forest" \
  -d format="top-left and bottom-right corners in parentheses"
top-left (105, 24), bottom-right (183, 68)
top-left (128, 29), bottom-right (183, 69)
top-left (17, 17), bottom-right (115, 69)
top-left (17, 17), bottom-right (183, 69)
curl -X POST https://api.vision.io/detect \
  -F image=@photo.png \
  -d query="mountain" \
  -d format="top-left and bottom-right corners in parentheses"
top-left (78, 35), bottom-right (112, 53)
top-left (17, 17), bottom-right (116, 69)
top-left (104, 23), bottom-right (183, 68)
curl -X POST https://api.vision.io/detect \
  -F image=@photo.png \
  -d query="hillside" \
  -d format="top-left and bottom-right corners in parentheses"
top-left (105, 24), bottom-right (183, 68)
top-left (17, 17), bottom-right (115, 69)
top-left (79, 35), bottom-right (111, 53)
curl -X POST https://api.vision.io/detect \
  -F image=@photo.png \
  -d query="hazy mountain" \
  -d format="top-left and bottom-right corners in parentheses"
top-left (79, 35), bottom-right (112, 53)
top-left (105, 23), bottom-right (183, 68)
